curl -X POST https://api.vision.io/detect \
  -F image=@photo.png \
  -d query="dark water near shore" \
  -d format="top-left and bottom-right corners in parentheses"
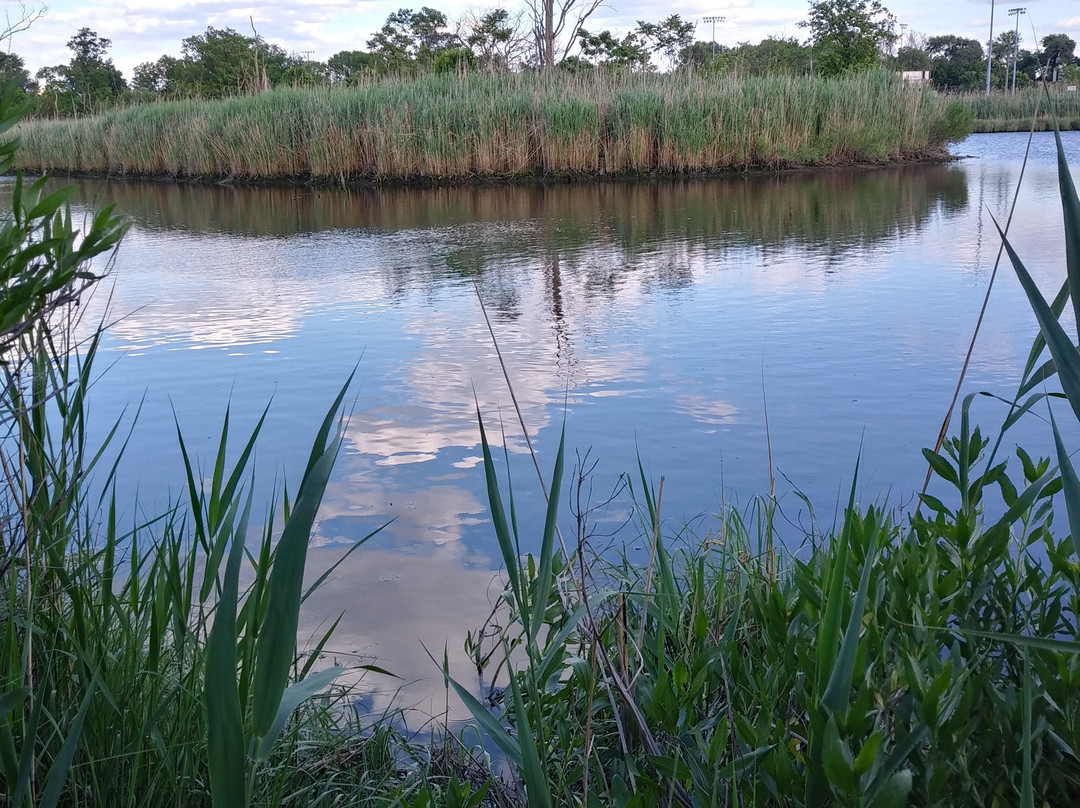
top-left (28, 131), bottom-right (1080, 719)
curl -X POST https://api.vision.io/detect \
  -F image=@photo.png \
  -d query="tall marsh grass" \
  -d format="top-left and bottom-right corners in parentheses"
top-left (14, 71), bottom-right (971, 183)
top-left (964, 88), bottom-right (1080, 132)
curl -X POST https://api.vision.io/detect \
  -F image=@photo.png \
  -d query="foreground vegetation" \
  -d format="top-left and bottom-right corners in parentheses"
top-left (12, 70), bottom-right (971, 184)
top-left (4, 83), bottom-right (1080, 808)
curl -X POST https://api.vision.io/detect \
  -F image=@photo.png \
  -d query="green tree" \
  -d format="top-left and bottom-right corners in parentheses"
top-left (727, 37), bottom-right (814, 76)
top-left (1041, 33), bottom-right (1077, 66)
top-left (677, 40), bottom-right (719, 70)
top-left (575, 28), bottom-right (650, 69)
top-left (634, 14), bottom-right (695, 70)
top-left (0, 52), bottom-right (33, 96)
top-left (326, 50), bottom-right (378, 83)
top-left (34, 28), bottom-right (127, 115)
top-left (367, 7), bottom-right (459, 71)
top-left (432, 46), bottom-right (477, 73)
top-left (800, 0), bottom-right (896, 77)
top-left (993, 29), bottom-right (1020, 85)
top-left (925, 35), bottom-right (984, 91)
top-left (180, 27), bottom-right (259, 96)
top-left (893, 45), bottom-right (931, 71)
top-left (464, 8), bottom-right (515, 71)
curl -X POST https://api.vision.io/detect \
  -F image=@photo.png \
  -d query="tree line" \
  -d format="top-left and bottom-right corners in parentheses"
top-left (3, 0), bottom-right (1077, 117)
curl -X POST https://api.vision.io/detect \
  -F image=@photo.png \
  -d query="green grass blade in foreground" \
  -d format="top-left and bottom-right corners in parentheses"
top-left (443, 669), bottom-right (523, 770)
top-left (1050, 408), bottom-right (1080, 558)
top-left (476, 408), bottom-right (523, 631)
top-left (1053, 127), bottom-right (1080, 343)
top-left (256, 665), bottom-right (345, 761)
top-left (528, 425), bottom-right (564, 649)
top-left (251, 375), bottom-right (351, 744)
top-left (1017, 279), bottom-right (1069, 398)
top-left (507, 655), bottom-right (551, 808)
top-left (38, 677), bottom-right (97, 808)
top-left (205, 493), bottom-right (252, 808)
top-left (1022, 649), bottom-right (1034, 808)
top-left (815, 459), bottom-right (860, 698)
top-left (821, 512), bottom-right (880, 717)
top-left (993, 213), bottom-right (1080, 426)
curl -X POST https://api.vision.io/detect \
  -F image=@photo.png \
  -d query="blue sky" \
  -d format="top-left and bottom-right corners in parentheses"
top-left (5, 0), bottom-right (1078, 79)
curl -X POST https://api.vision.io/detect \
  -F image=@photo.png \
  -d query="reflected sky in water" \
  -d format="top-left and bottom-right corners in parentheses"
top-left (31, 130), bottom-right (1080, 715)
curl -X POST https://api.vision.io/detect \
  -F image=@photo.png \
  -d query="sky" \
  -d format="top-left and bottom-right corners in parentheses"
top-left (4, 0), bottom-right (1079, 80)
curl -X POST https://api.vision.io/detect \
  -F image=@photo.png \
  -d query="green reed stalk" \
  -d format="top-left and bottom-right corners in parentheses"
top-left (14, 71), bottom-right (972, 184)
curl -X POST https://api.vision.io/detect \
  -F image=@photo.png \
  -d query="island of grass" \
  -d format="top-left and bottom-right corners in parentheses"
top-left (13, 70), bottom-right (974, 186)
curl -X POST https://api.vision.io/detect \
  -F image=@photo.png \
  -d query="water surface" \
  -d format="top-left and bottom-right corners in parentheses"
top-left (43, 130), bottom-right (1080, 719)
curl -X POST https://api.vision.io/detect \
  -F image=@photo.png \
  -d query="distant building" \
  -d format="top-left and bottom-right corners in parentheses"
top-left (900, 70), bottom-right (932, 85)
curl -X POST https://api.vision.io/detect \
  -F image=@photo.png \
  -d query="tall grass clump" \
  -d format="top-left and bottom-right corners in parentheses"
top-left (963, 88), bottom-right (1080, 133)
top-left (0, 81), bottom-right (482, 807)
top-left (447, 124), bottom-right (1080, 806)
top-left (13, 70), bottom-right (970, 184)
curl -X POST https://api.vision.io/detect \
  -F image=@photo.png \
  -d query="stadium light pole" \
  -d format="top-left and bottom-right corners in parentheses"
top-left (703, 15), bottom-right (726, 59)
top-left (1008, 7), bottom-right (1025, 93)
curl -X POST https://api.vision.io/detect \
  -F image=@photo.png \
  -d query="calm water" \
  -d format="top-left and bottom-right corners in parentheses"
top-left (35, 131), bottom-right (1080, 719)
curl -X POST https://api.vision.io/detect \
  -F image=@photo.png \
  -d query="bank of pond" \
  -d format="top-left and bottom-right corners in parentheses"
top-left (13, 70), bottom-right (973, 185)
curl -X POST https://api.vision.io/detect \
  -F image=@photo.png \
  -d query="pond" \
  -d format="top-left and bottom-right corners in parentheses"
top-left (39, 130), bottom-right (1080, 722)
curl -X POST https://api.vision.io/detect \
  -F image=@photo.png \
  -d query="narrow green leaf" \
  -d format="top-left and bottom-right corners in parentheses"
top-left (528, 425), bottom-right (564, 647)
top-left (822, 517), bottom-right (880, 716)
top-left (205, 493), bottom-right (252, 808)
top-left (26, 186), bottom-right (73, 222)
top-left (302, 521), bottom-right (388, 602)
top-left (254, 666), bottom-right (344, 761)
top-left (921, 449), bottom-right (958, 487)
top-left (1021, 649), bottom-right (1034, 808)
top-left (959, 627), bottom-right (1080, 654)
top-left (0, 689), bottom-right (28, 718)
top-left (219, 402), bottom-right (271, 529)
top-left (817, 459), bottom-right (860, 699)
top-left (821, 717), bottom-right (857, 793)
top-left (1054, 128), bottom-right (1080, 344)
top-left (1050, 409), bottom-right (1080, 558)
top-left (869, 770), bottom-right (913, 808)
top-left (445, 675), bottom-right (522, 769)
top-left (993, 214), bottom-right (1080, 425)
top-left (508, 663), bottom-right (551, 808)
top-left (476, 407), bottom-right (523, 625)
top-left (251, 382), bottom-right (348, 741)
top-left (38, 678), bottom-right (98, 808)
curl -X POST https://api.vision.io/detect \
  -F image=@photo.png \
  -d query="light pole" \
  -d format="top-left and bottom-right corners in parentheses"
top-left (703, 15), bottom-right (725, 59)
top-left (1008, 7), bottom-right (1025, 93)
top-left (984, 0), bottom-right (995, 95)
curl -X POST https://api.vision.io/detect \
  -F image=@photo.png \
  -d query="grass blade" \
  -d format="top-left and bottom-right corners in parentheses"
top-left (528, 425), bottom-right (564, 647)
top-left (1053, 128), bottom-right (1080, 343)
top-left (38, 678), bottom-right (98, 808)
top-left (821, 514), bottom-right (880, 716)
top-left (251, 379), bottom-right (348, 743)
top-left (205, 492), bottom-right (253, 808)
top-left (993, 214), bottom-right (1080, 425)
top-left (1050, 408), bottom-right (1080, 558)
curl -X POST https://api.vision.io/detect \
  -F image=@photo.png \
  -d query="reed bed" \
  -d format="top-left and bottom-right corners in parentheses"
top-left (964, 88), bottom-right (1080, 132)
top-left (14, 71), bottom-right (970, 184)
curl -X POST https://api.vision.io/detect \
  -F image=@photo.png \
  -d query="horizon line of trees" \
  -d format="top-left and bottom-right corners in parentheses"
top-left (3, 0), bottom-right (1077, 117)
